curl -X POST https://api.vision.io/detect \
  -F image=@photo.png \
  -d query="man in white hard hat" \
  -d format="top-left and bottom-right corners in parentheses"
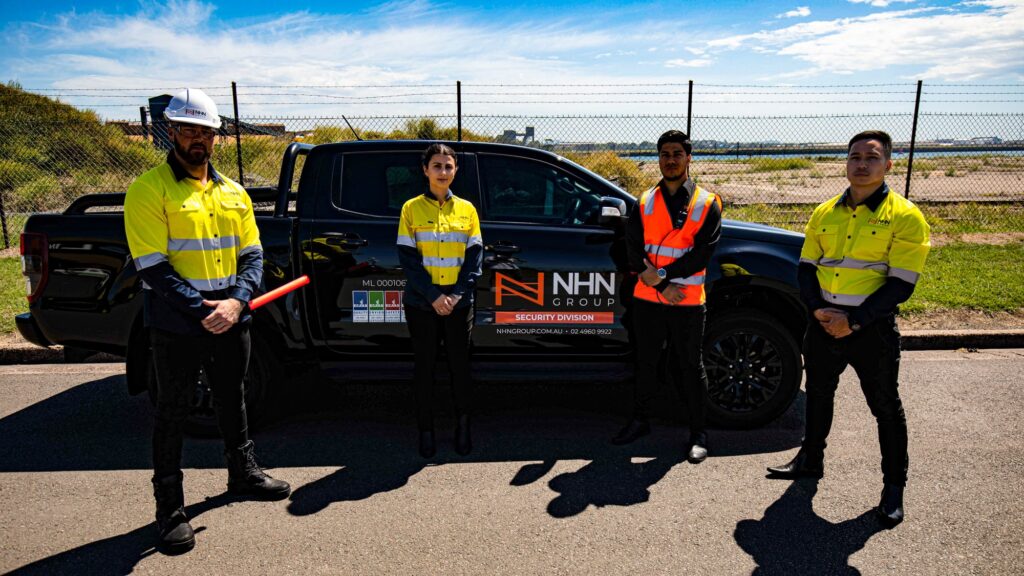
top-left (124, 88), bottom-right (289, 554)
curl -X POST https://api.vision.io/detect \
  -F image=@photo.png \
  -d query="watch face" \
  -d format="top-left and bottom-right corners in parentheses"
top-left (657, 268), bottom-right (667, 278)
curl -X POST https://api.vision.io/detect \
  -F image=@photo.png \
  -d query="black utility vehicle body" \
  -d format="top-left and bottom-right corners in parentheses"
top-left (17, 140), bottom-right (807, 432)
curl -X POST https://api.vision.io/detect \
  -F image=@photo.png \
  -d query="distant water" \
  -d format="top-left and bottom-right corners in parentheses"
top-left (624, 150), bottom-right (1022, 162)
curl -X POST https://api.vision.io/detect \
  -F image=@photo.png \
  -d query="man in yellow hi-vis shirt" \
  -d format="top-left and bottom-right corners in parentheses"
top-left (125, 88), bottom-right (289, 554)
top-left (767, 130), bottom-right (930, 528)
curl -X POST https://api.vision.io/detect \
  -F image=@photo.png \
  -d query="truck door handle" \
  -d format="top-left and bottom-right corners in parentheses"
top-left (323, 232), bottom-right (368, 248)
top-left (485, 241), bottom-right (520, 255)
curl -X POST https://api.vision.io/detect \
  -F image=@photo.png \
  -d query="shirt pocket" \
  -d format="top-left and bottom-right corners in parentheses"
top-left (166, 200), bottom-right (205, 236)
top-left (219, 198), bottom-right (247, 227)
top-left (816, 224), bottom-right (840, 255)
top-left (851, 226), bottom-right (893, 262)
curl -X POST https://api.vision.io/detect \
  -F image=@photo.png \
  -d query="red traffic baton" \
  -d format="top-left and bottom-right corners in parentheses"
top-left (249, 275), bottom-right (310, 310)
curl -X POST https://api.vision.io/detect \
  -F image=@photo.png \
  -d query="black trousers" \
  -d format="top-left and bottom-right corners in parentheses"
top-left (404, 305), bottom-right (473, 431)
top-left (150, 325), bottom-right (250, 480)
top-left (632, 299), bottom-right (708, 440)
top-left (802, 316), bottom-right (908, 486)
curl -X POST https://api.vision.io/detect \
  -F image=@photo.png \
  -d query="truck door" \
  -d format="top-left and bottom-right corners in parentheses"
top-left (473, 153), bottom-right (632, 355)
top-left (299, 149), bottom-right (479, 356)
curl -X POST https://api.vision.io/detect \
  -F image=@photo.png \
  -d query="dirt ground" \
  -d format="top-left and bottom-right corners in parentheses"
top-left (641, 156), bottom-right (1024, 204)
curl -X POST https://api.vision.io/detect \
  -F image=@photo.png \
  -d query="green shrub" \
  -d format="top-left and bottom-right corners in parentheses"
top-left (746, 157), bottom-right (814, 172)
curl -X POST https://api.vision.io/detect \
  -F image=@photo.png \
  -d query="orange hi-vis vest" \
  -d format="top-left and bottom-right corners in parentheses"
top-left (633, 184), bottom-right (720, 306)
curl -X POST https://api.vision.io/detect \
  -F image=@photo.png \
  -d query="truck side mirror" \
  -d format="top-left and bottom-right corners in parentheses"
top-left (598, 196), bottom-right (627, 226)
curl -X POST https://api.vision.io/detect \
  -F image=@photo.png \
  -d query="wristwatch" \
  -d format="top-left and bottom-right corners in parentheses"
top-left (657, 268), bottom-right (667, 279)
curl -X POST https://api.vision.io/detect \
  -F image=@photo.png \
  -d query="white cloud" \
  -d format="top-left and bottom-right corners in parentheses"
top-left (707, 1), bottom-right (1024, 80)
top-left (847, 0), bottom-right (915, 7)
top-left (777, 6), bottom-right (811, 19)
top-left (664, 58), bottom-right (712, 68)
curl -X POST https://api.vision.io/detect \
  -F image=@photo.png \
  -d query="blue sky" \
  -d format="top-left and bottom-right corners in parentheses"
top-left (2, 0), bottom-right (1023, 119)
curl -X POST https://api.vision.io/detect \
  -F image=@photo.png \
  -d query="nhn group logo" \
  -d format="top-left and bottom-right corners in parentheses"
top-left (493, 272), bottom-right (617, 324)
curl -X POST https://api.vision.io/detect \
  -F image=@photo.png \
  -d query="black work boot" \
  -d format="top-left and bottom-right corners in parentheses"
top-left (766, 450), bottom-right (824, 479)
top-left (152, 473), bottom-right (195, 554)
top-left (225, 440), bottom-right (291, 500)
top-left (611, 419), bottom-right (650, 445)
top-left (419, 430), bottom-right (436, 459)
top-left (455, 414), bottom-right (472, 456)
top-left (876, 484), bottom-right (905, 527)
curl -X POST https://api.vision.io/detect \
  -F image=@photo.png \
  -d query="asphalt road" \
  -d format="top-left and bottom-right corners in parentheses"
top-left (0, 349), bottom-right (1022, 575)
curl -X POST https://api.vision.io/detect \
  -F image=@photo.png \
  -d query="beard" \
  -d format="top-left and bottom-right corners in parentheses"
top-left (174, 139), bottom-right (211, 168)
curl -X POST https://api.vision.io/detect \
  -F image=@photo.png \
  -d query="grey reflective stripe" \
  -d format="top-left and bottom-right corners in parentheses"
top-left (422, 256), bottom-right (464, 268)
top-left (799, 257), bottom-right (819, 266)
top-left (689, 189), bottom-right (713, 223)
top-left (467, 235), bottom-right (483, 247)
top-left (670, 275), bottom-right (706, 286)
top-left (414, 231), bottom-right (470, 244)
top-left (889, 267), bottom-right (920, 284)
top-left (133, 252), bottom-right (167, 270)
top-left (397, 235), bottom-right (417, 248)
top-left (187, 275), bottom-right (237, 291)
top-left (645, 244), bottom-right (692, 259)
top-left (819, 288), bottom-right (868, 306)
top-left (643, 188), bottom-right (656, 216)
top-left (818, 256), bottom-right (889, 273)
top-left (238, 244), bottom-right (262, 257)
top-left (167, 235), bottom-right (240, 251)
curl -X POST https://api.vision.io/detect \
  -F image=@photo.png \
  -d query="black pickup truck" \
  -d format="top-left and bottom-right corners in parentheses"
top-left (16, 140), bottom-right (807, 433)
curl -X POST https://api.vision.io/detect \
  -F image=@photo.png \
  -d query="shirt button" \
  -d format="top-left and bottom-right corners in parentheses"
top-left (835, 273), bottom-right (839, 277)
top-left (847, 235), bottom-right (851, 239)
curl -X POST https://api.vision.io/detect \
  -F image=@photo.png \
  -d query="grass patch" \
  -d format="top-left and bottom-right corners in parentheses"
top-left (746, 157), bottom-right (815, 173)
top-left (1, 257), bottom-right (27, 334)
top-left (723, 202), bottom-right (1024, 235)
top-left (901, 242), bottom-right (1024, 314)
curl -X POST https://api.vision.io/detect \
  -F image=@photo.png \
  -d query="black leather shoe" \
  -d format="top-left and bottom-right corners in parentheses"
top-left (766, 451), bottom-right (824, 479)
top-left (876, 484), bottom-right (905, 527)
top-left (611, 419), bottom-right (651, 445)
top-left (455, 414), bottom-right (472, 456)
top-left (419, 430), bottom-right (436, 459)
top-left (688, 443), bottom-right (708, 463)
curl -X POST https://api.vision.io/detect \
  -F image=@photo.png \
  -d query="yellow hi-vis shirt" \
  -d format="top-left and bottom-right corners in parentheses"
top-left (397, 192), bottom-right (482, 286)
top-left (125, 161), bottom-right (261, 293)
top-left (800, 185), bottom-right (930, 307)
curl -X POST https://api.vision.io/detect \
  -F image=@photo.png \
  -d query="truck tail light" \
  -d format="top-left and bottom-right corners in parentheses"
top-left (20, 232), bottom-right (49, 304)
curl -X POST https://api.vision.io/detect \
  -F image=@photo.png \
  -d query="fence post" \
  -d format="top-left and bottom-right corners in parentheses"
top-left (139, 106), bottom-right (149, 142)
top-left (905, 80), bottom-right (923, 199)
top-left (687, 80), bottom-right (693, 137)
top-left (0, 188), bottom-right (8, 249)
top-left (457, 81), bottom-right (462, 142)
top-left (232, 81), bottom-right (244, 186)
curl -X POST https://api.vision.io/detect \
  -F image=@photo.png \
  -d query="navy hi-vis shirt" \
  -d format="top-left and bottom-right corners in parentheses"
top-left (396, 190), bottom-right (483, 310)
top-left (125, 152), bottom-right (263, 335)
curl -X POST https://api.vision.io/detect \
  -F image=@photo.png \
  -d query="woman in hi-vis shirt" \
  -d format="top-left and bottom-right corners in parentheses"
top-left (396, 143), bottom-right (483, 458)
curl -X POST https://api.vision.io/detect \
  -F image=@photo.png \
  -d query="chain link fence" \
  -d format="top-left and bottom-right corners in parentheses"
top-left (2, 83), bottom-right (1022, 249)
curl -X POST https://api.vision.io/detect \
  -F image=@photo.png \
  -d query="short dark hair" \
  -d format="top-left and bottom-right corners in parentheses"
top-left (848, 130), bottom-right (892, 159)
top-left (657, 130), bottom-right (692, 155)
top-left (422, 143), bottom-right (457, 167)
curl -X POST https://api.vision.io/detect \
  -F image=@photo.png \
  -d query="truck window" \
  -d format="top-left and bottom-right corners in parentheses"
top-left (478, 154), bottom-right (602, 226)
top-left (337, 152), bottom-right (473, 217)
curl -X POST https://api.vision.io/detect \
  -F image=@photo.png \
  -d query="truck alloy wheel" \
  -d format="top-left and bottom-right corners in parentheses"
top-left (701, 309), bottom-right (802, 428)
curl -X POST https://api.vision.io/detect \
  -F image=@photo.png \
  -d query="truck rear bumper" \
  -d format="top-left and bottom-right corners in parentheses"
top-left (16, 313), bottom-right (53, 348)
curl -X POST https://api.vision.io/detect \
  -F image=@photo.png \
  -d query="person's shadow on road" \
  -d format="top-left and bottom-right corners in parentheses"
top-left (733, 479), bottom-right (886, 575)
top-left (539, 453), bottom-right (685, 518)
top-left (7, 492), bottom-right (237, 575)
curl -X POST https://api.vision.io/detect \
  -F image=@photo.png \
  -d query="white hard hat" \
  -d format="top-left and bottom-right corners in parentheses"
top-left (163, 88), bottom-right (221, 129)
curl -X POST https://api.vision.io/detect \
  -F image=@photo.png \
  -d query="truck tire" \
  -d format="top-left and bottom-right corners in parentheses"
top-left (145, 331), bottom-right (280, 438)
top-left (702, 308), bottom-right (802, 428)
